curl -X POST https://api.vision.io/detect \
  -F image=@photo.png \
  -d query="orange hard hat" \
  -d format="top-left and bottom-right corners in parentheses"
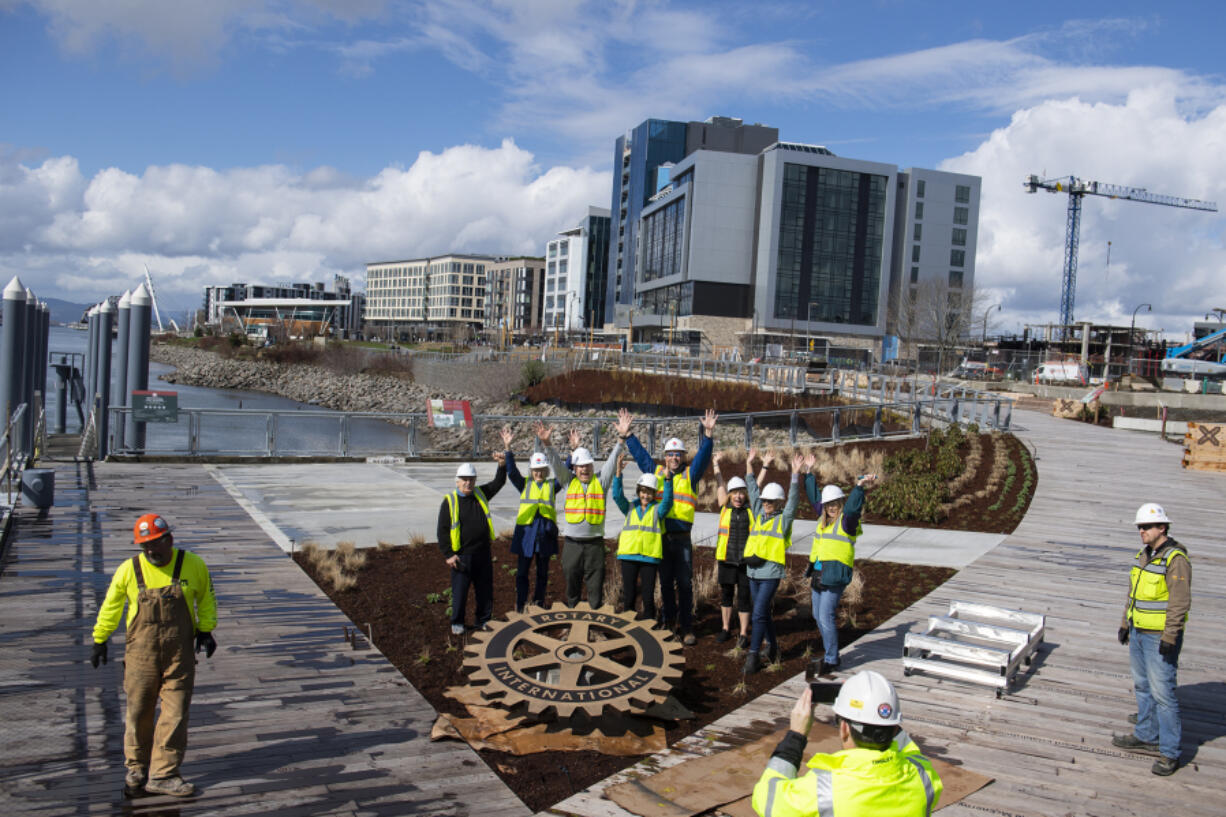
top-left (133, 513), bottom-right (171, 545)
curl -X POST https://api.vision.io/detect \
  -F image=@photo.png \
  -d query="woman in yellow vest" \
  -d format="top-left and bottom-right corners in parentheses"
top-left (611, 456), bottom-right (673, 621)
top-left (500, 426), bottom-right (561, 612)
top-left (743, 449), bottom-right (805, 674)
top-left (802, 468), bottom-right (877, 675)
top-left (711, 450), bottom-right (754, 648)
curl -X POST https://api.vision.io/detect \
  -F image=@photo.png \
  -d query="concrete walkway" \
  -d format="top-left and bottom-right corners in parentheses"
top-left (210, 460), bottom-right (1003, 569)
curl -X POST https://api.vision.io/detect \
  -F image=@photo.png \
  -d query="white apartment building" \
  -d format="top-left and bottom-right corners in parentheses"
top-left (364, 254), bottom-right (500, 330)
top-left (544, 207), bottom-right (610, 330)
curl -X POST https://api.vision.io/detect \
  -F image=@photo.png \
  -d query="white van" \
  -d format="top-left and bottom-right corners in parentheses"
top-left (1034, 361), bottom-right (1088, 385)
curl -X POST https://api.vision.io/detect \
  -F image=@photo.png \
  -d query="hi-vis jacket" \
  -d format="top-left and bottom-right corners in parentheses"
top-left (1124, 538), bottom-right (1191, 639)
top-left (744, 513), bottom-right (790, 566)
top-left (624, 432), bottom-right (713, 532)
top-left (446, 489), bottom-right (495, 552)
top-left (753, 731), bottom-right (942, 817)
top-left (93, 549), bottom-right (216, 641)
top-left (716, 505), bottom-right (755, 562)
top-left (613, 477), bottom-right (674, 562)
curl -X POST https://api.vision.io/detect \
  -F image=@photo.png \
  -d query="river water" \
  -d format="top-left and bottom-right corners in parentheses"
top-left (45, 325), bottom-right (412, 454)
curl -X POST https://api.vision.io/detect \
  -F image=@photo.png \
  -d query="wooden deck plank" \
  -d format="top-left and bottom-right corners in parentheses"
top-left (0, 459), bottom-right (530, 817)
top-left (541, 411), bottom-right (1224, 817)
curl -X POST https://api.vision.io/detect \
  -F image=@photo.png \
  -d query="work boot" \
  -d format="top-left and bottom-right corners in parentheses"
top-left (817, 660), bottom-right (839, 676)
top-left (715, 629), bottom-right (731, 643)
top-left (743, 652), bottom-right (761, 675)
top-left (736, 634), bottom-right (750, 650)
top-left (450, 623), bottom-right (465, 635)
top-left (1151, 756), bottom-right (1179, 776)
top-left (123, 768), bottom-right (146, 798)
top-left (1112, 734), bottom-right (1161, 756)
top-left (144, 776), bottom-right (197, 797)
top-left (682, 631), bottom-right (697, 646)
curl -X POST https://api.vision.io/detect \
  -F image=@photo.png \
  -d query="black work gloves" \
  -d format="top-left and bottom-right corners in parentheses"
top-left (90, 641), bottom-right (108, 668)
top-left (195, 631), bottom-right (217, 658)
top-left (1158, 640), bottom-right (1176, 657)
top-left (1117, 627), bottom-right (1129, 645)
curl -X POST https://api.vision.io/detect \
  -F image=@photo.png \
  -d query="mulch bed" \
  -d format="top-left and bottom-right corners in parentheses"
top-left (294, 544), bottom-right (954, 812)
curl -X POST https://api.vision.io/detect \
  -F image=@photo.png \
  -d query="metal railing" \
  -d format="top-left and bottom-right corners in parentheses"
top-left (106, 390), bottom-right (1012, 459)
top-left (3, 403), bottom-right (28, 506)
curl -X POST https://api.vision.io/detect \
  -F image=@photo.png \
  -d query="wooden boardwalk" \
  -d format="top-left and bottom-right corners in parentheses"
top-left (0, 460), bottom-right (530, 817)
top-left (543, 411), bottom-right (1226, 817)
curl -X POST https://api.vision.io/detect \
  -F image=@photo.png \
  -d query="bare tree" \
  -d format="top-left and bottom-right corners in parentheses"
top-left (889, 279), bottom-right (986, 376)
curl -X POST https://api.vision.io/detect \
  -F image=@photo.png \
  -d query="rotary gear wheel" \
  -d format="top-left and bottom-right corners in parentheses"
top-left (462, 602), bottom-right (685, 718)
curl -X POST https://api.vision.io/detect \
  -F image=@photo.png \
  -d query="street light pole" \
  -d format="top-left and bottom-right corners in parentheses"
top-left (982, 303), bottom-right (1001, 344)
top-left (1128, 302), bottom-right (1152, 378)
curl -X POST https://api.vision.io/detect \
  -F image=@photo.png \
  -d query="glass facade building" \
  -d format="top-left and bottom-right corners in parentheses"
top-left (774, 164), bottom-right (888, 326)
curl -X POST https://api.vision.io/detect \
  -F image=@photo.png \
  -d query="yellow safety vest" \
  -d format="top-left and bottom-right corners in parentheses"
top-left (617, 502), bottom-right (664, 560)
top-left (810, 512), bottom-right (863, 567)
top-left (564, 477), bottom-right (605, 525)
top-left (753, 743), bottom-right (942, 817)
top-left (716, 505), bottom-right (756, 562)
top-left (744, 513), bottom-right (789, 566)
top-left (1126, 542), bottom-right (1189, 631)
top-left (516, 479), bottom-right (556, 525)
top-left (655, 465), bottom-right (696, 523)
top-left (446, 489), bottom-right (495, 552)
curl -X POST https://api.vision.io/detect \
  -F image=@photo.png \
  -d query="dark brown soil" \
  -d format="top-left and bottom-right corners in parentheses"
top-left (294, 544), bottom-right (954, 812)
top-left (525, 370), bottom-right (911, 438)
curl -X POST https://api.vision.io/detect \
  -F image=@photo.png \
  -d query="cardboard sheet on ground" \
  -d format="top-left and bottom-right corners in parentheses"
top-left (433, 685), bottom-right (667, 756)
top-left (605, 724), bottom-right (993, 817)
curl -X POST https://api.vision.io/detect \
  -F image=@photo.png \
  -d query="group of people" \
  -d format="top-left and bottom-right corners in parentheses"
top-left (436, 407), bottom-right (874, 675)
top-left (83, 447), bottom-right (1192, 803)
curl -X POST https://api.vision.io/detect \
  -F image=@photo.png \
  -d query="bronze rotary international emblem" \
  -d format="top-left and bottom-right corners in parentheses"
top-left (462, 602), bottom-right (685, 718)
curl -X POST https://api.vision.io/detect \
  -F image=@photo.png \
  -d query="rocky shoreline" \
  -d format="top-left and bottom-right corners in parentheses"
top-left (150, 344), bottom-right (819, 456)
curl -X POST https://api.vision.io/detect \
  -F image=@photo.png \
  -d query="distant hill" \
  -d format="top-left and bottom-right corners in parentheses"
top-left (42, 297), bottom-right (92, 325)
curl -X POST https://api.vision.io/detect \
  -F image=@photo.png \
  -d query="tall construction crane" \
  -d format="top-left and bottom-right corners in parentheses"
top-left (1023, 175), bottom-right (1217, 328)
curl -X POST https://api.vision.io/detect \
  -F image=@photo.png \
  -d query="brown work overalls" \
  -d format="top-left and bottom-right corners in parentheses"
top-left (123, 550), bottom-right (196, 780)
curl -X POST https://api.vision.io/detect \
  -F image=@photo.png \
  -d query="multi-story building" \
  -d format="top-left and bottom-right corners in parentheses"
top-left (203, 276), bottom-right (363, 335)
top-left (606, 116), bottom-right (778, 324)
top-left (544, 207), bottom-right (610, 330)
top-left (621, 133), bottom-right (981, 358)
top-left (364, 254), bottom-right (501, 334)
top-left (484, 257), bottom-right (546, 336)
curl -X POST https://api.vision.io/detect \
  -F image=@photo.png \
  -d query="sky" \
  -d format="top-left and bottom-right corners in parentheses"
top-left (2, 0), bottom-right (1224, 338)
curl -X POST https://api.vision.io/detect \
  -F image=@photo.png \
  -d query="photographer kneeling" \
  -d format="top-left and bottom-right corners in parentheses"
top-left (753, 670), bottom-right (942, 817)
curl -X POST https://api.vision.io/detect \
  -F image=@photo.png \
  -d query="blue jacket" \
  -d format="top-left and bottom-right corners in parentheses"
top-left (624, 429), bottom-right (713, 533)
top-left (505, 450), bottom-right (560, 559)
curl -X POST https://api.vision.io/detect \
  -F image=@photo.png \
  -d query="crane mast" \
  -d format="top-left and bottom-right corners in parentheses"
top-left (1023, 175), bottom-right (1217, 331)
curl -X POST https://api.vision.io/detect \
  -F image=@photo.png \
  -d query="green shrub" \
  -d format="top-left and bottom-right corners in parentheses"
top-left (519, 360), bottom-right (548, 391)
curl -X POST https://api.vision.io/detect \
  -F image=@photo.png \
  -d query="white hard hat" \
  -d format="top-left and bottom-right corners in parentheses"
top-left (821, 485), bottom-right (846, 504)
top-left (726, 476), bottom-right (748, 492)
top-left (636, 473), bottom-right (660, 492)
top-left (529, 452), bottom-right (549, 470)
top-left (571, 447), bottom-right (594, 467)
top-left (455, 463), bottom-right (477, 478)
top-left (664, 437), bottom-right (685, 453)
top-left (1134, 502), bottom-right (1171, 525)
top-left (833, 670), bottom-right (901, 726)
top-left (761, 482), bottom-right (785, 501)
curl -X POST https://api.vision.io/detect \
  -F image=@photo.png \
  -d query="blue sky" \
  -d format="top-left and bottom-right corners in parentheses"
top-left (2, 0), bottom-right (1224, 336)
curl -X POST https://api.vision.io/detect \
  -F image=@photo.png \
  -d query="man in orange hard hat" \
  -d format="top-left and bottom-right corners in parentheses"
top-left (90, 514), bottom-right (217, 798)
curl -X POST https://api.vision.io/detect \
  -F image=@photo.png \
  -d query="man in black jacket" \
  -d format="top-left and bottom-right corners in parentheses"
top-left (437, 458), bottom-right (506, 634)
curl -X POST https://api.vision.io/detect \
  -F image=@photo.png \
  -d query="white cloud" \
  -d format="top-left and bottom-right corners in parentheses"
top-left (941, 90), bottom-right (1226, 338)
top-left (0, 140), bottom-right (609, 309)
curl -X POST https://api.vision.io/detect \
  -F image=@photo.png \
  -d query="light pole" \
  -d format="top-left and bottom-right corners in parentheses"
top-left (1128, 302), bottom-right (1152, 378)
top-left (982, 303), bottom-right (1001, 344)
top-left (807, 302), bottom-right (818, 360)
